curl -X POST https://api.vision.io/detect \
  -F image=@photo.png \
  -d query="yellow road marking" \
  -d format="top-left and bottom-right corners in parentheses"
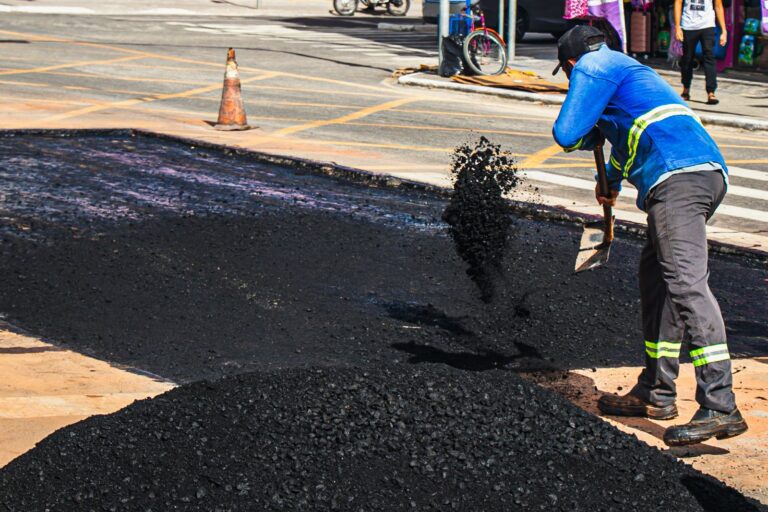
top-left (719, 143), bottom-right (768, 150)
top-left (727, 159), bottom-right (768, 165)
top-left (394, 108), bottom-right (551, 123)
top-left (0, 79), bottom-right (47, 87)
top-left (521, 144), bottom-right (563, 168)
top-left (39, 72), bottom-right (279, 124)
top-left (243, 84), bottom-right (392, 99)
top-left (0, 94), bottom-right (103, 106)
top-left (4, 69), bottom-right (213, 86)
top-left (273, 98), bottom-right (419, 137)
top-left (0, 55), bottom-right (145, 76)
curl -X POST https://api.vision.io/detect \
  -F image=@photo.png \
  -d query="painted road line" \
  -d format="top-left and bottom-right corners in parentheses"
top-left (730, 166), bottom-right (768, 182)
top-left (0, 6), bottom-right (95, 13)
top-left (521, 144), bottom-right (564, 169)
top-left (38, 72), bottom-right (280, 124)
top-left (0, 29), bottom-right (400, 96)
top-left (241, 84), bottom-right (392, 99)
top-left (0, 55), bottom-right (145, 76)
top-left (524, 170), bottom-right (768, 223)
top-left (273, 98), bottom-right (420, 137)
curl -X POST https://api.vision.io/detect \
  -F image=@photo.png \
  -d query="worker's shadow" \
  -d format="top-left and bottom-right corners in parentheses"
top-left (530, 371), bottom-right (730, 458)
top-left (385, 301), bottom-right (551, 372)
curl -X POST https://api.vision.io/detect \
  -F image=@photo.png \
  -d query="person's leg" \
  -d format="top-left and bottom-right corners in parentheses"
top-left (632, 233), bottom-right (684, 407)
top-left (680, 29), bottom-right (701, 98)
top-left (649, 171), bottom-right (735, 411)
top-left (699, 27), bottom-right (719, 101)
top-left (597, 232), bottom-right (679, 421)
top-left (660, 171), bottom-right (747, 446)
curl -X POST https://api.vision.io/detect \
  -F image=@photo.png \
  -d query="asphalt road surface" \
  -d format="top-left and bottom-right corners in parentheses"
top-left (1, 8), bottom-right (767, 254)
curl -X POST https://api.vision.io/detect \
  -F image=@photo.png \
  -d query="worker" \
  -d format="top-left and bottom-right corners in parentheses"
top-left (551, 25), bottom-right (748, 446)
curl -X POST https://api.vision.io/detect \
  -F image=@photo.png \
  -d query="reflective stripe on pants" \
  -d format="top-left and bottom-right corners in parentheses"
top-left (632, 170), bottom-right (736, 413)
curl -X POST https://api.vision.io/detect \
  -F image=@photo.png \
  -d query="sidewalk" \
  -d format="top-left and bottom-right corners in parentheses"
top-left (397, 46), bottom-right (768, 131)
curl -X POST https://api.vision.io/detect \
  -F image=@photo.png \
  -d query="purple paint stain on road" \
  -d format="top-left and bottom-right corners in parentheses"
top-left (0, 133), bottom-right (444, 241)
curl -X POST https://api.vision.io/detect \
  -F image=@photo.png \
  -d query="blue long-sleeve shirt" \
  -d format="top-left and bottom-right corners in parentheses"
top-left (553, 45), bottom-right (727, 210)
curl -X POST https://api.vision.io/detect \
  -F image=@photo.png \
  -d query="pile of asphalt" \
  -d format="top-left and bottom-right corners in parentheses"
top-left (1, 365), bottom-right (762, 512)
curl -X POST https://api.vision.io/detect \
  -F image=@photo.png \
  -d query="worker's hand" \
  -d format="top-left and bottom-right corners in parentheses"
top-left (675, 26), bottom-right (684, 43)
top-left (595, 185), bottom-right (619, 207)
top-left (719, 29), bottom-right (728, 47)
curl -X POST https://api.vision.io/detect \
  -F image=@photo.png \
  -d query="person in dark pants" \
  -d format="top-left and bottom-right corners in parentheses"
top-left (675, 0), bottom-right (727, 105)
top-left (551, 25), bottom-right (748, 446)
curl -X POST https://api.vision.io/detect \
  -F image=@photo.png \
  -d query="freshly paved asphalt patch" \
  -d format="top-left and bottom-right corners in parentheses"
top-left (0, 131), bottom-right (766, 510)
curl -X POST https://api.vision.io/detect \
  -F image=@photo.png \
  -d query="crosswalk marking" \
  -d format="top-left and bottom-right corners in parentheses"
top-left (524, 170), bottom-right (768, 223)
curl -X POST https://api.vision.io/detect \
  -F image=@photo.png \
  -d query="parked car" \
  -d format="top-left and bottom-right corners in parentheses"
top-left (481, 0), bottom-right (569, 42)
top-left (422, 0), bottom-right (569, 42)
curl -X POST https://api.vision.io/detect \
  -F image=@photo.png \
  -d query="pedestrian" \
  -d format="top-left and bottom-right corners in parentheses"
top-left (675, 0), bottom-right (728, 105)
top-left (551, 25), bottom-right (748, 446)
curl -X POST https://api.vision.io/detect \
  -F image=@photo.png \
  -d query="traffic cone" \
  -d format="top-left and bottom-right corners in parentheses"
top-left (214, 48), bottom-right (250, 131)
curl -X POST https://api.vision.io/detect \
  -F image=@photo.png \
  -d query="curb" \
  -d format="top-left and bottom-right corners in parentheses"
top-left (1, 128), bottom-right (766, 262)
top-left (398, 72), bottom-right (768, 131)
top-left (397, 73), bottom-right (565, 105)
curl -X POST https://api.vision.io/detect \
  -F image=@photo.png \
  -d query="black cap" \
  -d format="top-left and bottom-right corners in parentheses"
top-left (552, 25), bottom-right (606, 75)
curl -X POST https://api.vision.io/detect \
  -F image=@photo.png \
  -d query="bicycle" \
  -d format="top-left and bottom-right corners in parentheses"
top-left (449, 0), bottom-right (507, 75)
top-left (333, 0), bottom-right (410, 17)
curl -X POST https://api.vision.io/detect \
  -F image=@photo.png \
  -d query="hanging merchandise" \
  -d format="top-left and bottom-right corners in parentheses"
top-left (565, 0), bottom-right (589, 19)
top-left (738, 34), bottom-right (756, 66)
top-left (630, 0), bottom-right (652, 8)
top-left (657, 7), bottom-right (670, 52)
top-left (762, 0), bottom-right (768, 34)
top-left (744, 18), bottom-right (761, 35)
top-left (587, 0), bottom-right (628, 53)
top-left (630, 9), bottom-right (652, 53)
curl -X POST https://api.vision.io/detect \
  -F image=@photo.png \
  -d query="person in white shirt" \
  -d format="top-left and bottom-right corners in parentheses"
top-left (674, 0), bottom-right (728, 105)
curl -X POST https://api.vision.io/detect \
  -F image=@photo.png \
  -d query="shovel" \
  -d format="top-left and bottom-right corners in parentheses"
top-left (574, 142), bottom-right (615, 273)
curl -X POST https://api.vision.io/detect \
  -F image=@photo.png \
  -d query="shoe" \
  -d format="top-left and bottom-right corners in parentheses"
top-left (707, 94), bottom-right (719, 105)
top-left (664, 408), bottom-right (748, 446)
top-left (597, 393), bottom-right (678, 420)
top-left (681, 89), bottom-right (690, 101)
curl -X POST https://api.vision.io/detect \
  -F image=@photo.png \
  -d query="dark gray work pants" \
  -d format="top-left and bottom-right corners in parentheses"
top-left (632, 170), bottom-right (736, 413)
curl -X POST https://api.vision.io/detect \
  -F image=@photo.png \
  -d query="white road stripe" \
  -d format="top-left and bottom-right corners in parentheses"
top-left (524, 170), bottom-right (768, 223)
top-left (729, 166), bottom-right (768, 182)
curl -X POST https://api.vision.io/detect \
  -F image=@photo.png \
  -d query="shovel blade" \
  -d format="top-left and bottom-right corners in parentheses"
top-left (574, 222), bottom-right (612, 273)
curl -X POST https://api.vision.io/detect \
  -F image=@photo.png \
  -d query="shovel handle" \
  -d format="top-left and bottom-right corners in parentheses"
top-left (594, 143), bottom-right (615, 243)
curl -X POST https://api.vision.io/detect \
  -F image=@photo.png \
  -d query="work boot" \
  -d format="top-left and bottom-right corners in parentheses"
top-left (597, 392), bottom-right (678, 420)
top-left (663, 408), bottom-right (748, 447)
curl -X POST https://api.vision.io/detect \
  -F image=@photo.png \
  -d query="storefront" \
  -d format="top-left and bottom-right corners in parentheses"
top-left (567, 0), bottom-right (768, 72)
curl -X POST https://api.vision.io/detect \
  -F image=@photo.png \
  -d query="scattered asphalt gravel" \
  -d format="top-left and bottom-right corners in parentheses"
top-left (0, 132), bottom-right (766, 511)
top-left (1, 365), bottom-right (763, 512)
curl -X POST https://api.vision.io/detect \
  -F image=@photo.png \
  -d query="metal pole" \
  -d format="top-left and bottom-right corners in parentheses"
top-left (507, 0), bottom-right (516, 62)
top-left (439, 0), bottom-right (450, 66)
top-left (498, 0), bottom-right (504, 39)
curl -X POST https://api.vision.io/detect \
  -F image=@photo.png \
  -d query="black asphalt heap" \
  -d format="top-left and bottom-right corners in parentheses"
top-left (1, 365), bottom-right (763, 512)
top-left (0, 132), bottom-right (766, 511)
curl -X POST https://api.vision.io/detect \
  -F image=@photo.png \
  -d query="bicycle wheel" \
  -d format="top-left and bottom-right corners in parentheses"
top-left (462, 30), bottom-right (507, 76)
top-left (386, 0), bottom-right (410, 16)
top-left (333, 0), bottom-right (358, 16)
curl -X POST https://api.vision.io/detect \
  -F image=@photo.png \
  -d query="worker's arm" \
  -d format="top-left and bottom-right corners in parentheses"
top-left (596, 147), bottom-right (624, 207)
top-left (552, 69), bottom-right (618, 153)
top-left (714, 0), bottom-right (727, 46)
top-left (674, 0), bottom-right (683, 42)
